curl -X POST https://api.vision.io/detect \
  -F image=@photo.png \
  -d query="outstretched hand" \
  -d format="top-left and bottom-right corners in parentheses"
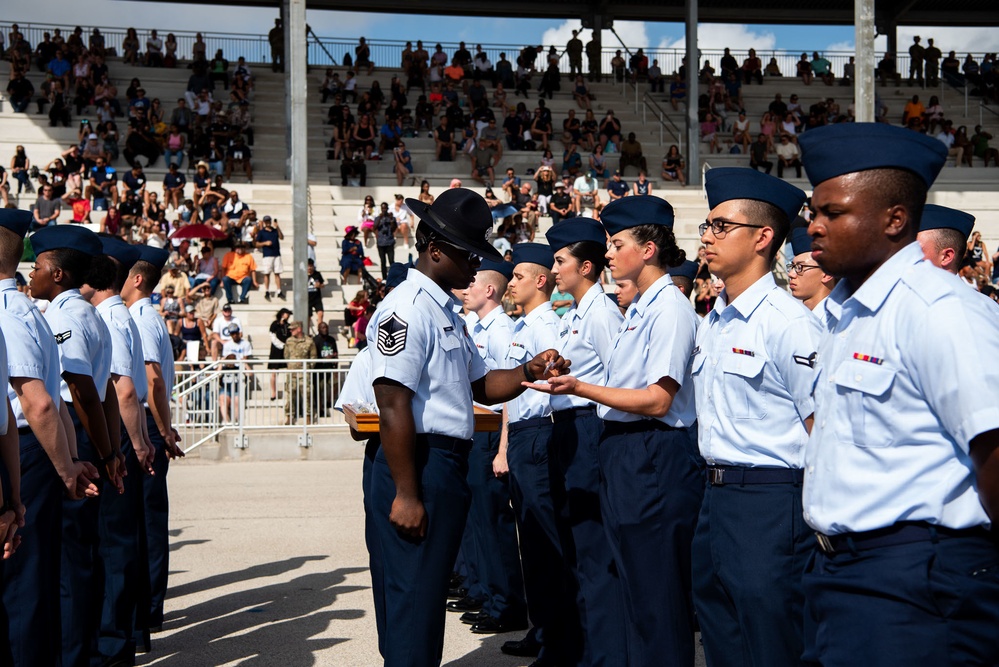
top-left (522, 374), bottom-right (579, 395)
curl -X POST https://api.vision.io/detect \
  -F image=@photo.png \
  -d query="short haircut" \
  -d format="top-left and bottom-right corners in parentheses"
top-left (48, 248), bottom-right (115, 291)
top-left (855, 168), bottom-right (928, 238)
top-left (672, 275), bottom-right (694, 295)
top-left (476, 269), bottom-right (508, 299)
top-left (628, 224), bottom-right (686, 270)
top-left (518, 262), bottom-right (555, 296)
top-left (739, 199), bottom-right (791, 263)
top-left (129, 260), bottom-right (163, 295)
top-left (0, 228), bottom-right (24, 274)
top-left (563, 240), bottom-right (608, 278)
top-left (923, 227), bottom-right (967, 265)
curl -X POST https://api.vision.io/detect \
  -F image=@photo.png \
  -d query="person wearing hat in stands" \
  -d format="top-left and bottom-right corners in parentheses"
top-left (787, 224), bottom-right (836, 314)
top-left (453, 258), bottom-right (527, 637)
top-left (690, 167), bottom-right (819, 667)
top-left (28, 224), bottom-right (124, 667)
top-left (268, 308), bottom-right (292, 401)
top-left (798, 123), bottom-right (999, 667)
top-left (548, 181), bottom-right (575, 226)
top-left (85, 235), bottom-right (156, 667)
top-left (340, 226), bottom-right (366, 286)
top-left (544, 218), bottom-right (628, 665)
top-left (499, 241), bottom-right (580, 665)
top-left (916, 204), bottom-right (976, 276)
top-left (0, 210), bottom-right (100, 667)
top-left (527, 195), bottom-right (702, 667)
top-left (219, 324), bottom-right (252, 424)
top-left (367, 188), bottom-right (567, 666)
top-left (122, 244), bottom-right (185, 641)
top-left (209, 303), bottom-right (242, 361)
top-left (671, 259), bottom-right (699, 297)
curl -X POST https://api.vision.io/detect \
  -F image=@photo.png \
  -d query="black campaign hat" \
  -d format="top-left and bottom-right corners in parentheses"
top-left (405, 188), bottom-right (503, 262)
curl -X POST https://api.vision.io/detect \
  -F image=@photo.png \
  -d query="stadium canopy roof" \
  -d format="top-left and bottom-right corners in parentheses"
top-left (147, 0), bottom-right (999, 28)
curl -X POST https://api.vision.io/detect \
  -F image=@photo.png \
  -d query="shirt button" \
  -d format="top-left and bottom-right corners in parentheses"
top-left (712, 359), bottom-right (718, 366)
top-left (839, 333), bottom-right (847, 339)
top-left (855, 374), bottom-right (863, 382)
top-left (821, 420), bottom-right (827, 428)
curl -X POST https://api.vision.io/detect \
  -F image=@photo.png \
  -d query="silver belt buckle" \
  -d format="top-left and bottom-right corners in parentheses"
top-left (709, 468), bottom-right (726, 485)
top-left (815, 532), bottom-right (835, 554)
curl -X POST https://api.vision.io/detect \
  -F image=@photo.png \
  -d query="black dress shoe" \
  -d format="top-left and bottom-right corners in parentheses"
top-left (460, 610), bottom-right (489, 625)
top-left (446, 595), bottom-right (484, 613)
top-left (446, 586), bottom-right (468, 601)
top-left (470, 616), bottom-right (529, 634)
top-left (501, 636), bottom-right (542, 657)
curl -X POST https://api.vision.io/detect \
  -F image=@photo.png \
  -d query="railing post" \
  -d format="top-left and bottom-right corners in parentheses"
top-left (660, 112), bottom-right (664, 146)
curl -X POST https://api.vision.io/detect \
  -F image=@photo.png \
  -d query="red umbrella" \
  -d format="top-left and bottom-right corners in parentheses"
top-left (170, 223), bottom-right (228, 240)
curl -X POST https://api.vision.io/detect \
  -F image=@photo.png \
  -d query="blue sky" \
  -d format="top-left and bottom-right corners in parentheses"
top-left (8, 2), bottom-right (999, 56)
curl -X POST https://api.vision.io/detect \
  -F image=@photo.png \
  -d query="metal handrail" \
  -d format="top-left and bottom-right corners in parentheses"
top-left (642, 94), bottom-right (683, 151)
top-left (980, 101), bottom-right (999, 128)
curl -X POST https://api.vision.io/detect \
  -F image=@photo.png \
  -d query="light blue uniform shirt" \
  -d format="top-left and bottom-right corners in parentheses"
top-left (334, 347), bottom-right (375, 412)
top-left (0, 330), bottom-right (8, 435)
top-left (504, 302), bottom-right (561, 423)
top-left (692, 273), bottom-right (820, 468)
top-left (1, 279), bottom-right (62, 429)
top-left (130, 297), bottom-right (175, 406)
top-left (468, 306), bottom-right (516, 412)
top-left (96, 295), bottom-right (148, 403)
top-left (45, 289), bottom-right (112, 404)
top-left (551, 283), bottom-right (623, 411)
top-left (804, 242), bottom-right (999, 535)
top-left (600, 273), bottom-right (698, 427)
top-left (366, 269), bottom-right (487, 440)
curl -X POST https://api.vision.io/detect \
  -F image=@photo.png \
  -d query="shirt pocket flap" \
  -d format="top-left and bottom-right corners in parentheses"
top-left (439, 333), bottom-right (463, 352)
top-left (721, 354), bottom-right (766, 379)
top-left (833, 359), bottom-right (895, 397)
top-left (507, 344), bottom-right (529, 360)
top-left (690, 351), bottom-right (706, 376)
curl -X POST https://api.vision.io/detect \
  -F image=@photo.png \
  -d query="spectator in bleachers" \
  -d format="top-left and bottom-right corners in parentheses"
top-left (118, 189), bottom-right (143, 235)
top-left (732, 111), bottom-right (751, 152)
top-left (796, 53), bottom-right (813, 85)
top-left (229, 100), bottom-right (253, 146)
top-left (742, 48), bottom-right (763, 84)
top-left (812, 52), bottom-right (834, 85)
top-left (661, 144), bottom-right (686, 186)
top-left (780, 111), bottom-right (802, 140)
top-left (953, 125), bottom-right (975, 168)
top-left (607, 170), bottom-right (629, 202)
top-left (0, 166), bottom-right (9, 207)
top-left (10, 145), bottom-right (33, 195)
top-left (759, 111), bottom-right (777, 149)
top-left (121, 28), bottom-right (140, 65)
top-left (123, 116), bottom-right (160, 167)
top-left (598, 109), bottom-right (622, 152)
top-left (44, 155), bottom-right (70, 197)
top-left (32, 184), bottom-right (61, 229)
top-left (6, 69), bottom-right (34, 113)
top-left (93, 74), bottom-right (121, 117)
top-left (749, 133), bottom-right (773, 174)
top-left (66, 26), bottom-right (85, 58)
top-left (902, 94), bottom-right (925, 128)
top-left (224, 135), bottom-right (253, 183)
top-left (669, 74), bottom-right (687, 111)
top-left (573, 169), bottom-right (601, 217)
top-left (81, 132), bottom-right (106, 170)
top-left (775, 134), bottom-right (803, 178)
top-left (620, 132), bottom-right (647, 174)
top-left (922, 95), bottom-right (945, 134)
top-left (700, 110), bottom-right (722, 153)
top-left (719, 48), bottom-right (739, 79)
top-left (208, 50), bottom-right (230, 90)
top-left (162, 162), bottom-right (186, 210)
top-left (340, 226), bottom-right (365, 285)
top-left (936, 120), bottom-right (965, 166)
top-left (221, 242), bottom-right (258, 304)
top-left (47, 49), bottom-right (71, 89)
top-left (47, 80), bottom-right (72, 127)
top-left (699, 60), bottom-right (716, 84)
top-left (145, 29), bottom-right (164, 67)
top-left (340, 150), bottom-right (367, 187)
top-left (87, 154), bottom-right (118, 207)
top-left (841, 56), bottom-right (855, 86)
top-left (162, 32), bottom-right (178, 67)
top-left (35, 32), bottom-right (57, 72)
top-left (877, 52), bottom-right (901, 86)
top-left (941, 50), bottom-right (962, 86)
top-left (971, 126), bottom-right (998, 166)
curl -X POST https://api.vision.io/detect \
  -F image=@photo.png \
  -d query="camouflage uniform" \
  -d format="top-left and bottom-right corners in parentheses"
top-left (283, 328), bottom-right (316, 423)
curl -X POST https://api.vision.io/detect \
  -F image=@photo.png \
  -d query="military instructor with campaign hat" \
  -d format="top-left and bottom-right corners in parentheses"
top-left (368, 188), bottom-right (568, 667)
top-left (799, 122), bottom-right (999, 667)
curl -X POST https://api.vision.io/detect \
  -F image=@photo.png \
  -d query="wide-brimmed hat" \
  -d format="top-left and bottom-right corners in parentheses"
top-left (405, 188), bottom-right (503, 261)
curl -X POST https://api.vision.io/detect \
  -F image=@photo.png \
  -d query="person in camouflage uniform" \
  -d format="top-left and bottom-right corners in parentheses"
top-left (283, 320), bottom-right (316, 424)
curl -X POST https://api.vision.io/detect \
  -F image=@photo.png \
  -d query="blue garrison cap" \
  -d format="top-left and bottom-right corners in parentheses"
top-left (799, 122), bottom-right (947, 188)
top-left (600, 196), bottom-right (675, 237)
top-left (545, 217), bottom-right (607, 251)
top-left (385, 262), bottom-right (409, 288)
top-left (0, 209), bottom-right (32, 238)
top-left (705, 167), bottom-right (807, 224)
top-left (29, 225), bottom-right (102, 257)
top-left (100, 237), bottom-right (142, 270)
top-left (919, 204), bottom-right (975, 241)
top-left (136, 245), bottom-right (170, 271)
top-left (478, 259), bottom-right (514, 280)
top-left (788, 226), bottom-right (814, 256)
top-left (511, 243), bottom-right (555, 270)
top-left (672, 260), bottom-right (699, 281)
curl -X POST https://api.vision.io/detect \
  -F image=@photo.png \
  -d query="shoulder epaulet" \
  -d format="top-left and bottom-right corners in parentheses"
top-left (899, 263), bottom-right (955, 306)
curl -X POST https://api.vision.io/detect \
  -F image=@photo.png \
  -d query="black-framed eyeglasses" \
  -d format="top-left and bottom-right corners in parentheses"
top-left (433, 236), bottom-right (482, 263)
top-left (785, 262), bottom-right (821, 275)
top-left (698, 220), bottom-right (766, 238)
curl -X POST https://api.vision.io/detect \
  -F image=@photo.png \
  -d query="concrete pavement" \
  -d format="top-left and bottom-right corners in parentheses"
top-left (143, 458), bottom-right (706, 666)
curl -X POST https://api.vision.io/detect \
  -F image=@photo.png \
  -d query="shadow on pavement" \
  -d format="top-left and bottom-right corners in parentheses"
top-left (168, 539), bottom-right (211, 553)
top-left (168, 555), bottom-right (332, 599)
top-left (142, 565), bottom-right (368, 666)
top-left (443, 633), bottom-right (530, 667)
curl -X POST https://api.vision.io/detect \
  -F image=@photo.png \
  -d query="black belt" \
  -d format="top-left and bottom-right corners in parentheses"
top-left (551, 406), bottom-right (596, 423)
top-left (414, 433), bottom-right (472, 455)
top-left (508, 416), bottom-right (555, 434)
top-left (603, 419), bottom-right (680, 434)
top-left (815, 521), bottom-right (990, 556)
top-left (708, 465), bottom-right (804, 486)
top-left (17, 426), bottom-right (31, 436)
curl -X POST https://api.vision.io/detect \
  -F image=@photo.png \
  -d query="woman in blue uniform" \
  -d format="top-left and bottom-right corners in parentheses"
top-left (530, 195), bottom-right (702, 667)
top-left (543, 217), bottom-right (627, 666)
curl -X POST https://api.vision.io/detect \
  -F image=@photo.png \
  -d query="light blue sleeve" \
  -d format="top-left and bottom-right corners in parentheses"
top-left (47, 308), bottom-right (95, 377)
top-left (367, 300), bottom-right (431, 393)
top-left (771, 311), bottom-right (822, 422)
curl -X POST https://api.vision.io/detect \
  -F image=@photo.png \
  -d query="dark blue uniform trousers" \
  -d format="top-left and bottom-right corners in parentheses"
top-left (463, 429), bottom-right (527, 624)
top-left (361, 437), bottom-right (386, 657)
top-left (369, 441), bottom-right (471, 667)
top-left (507, 421), bottom-right (577, 665)
top-left (551, 411), bottom-right (627, 667)
top-left (802, 531), bottom-right (999, 667)
top-left (61, 406), bottom-right (103, 667)
top-left (143, 410), bottom-right (171, 628)
top-left (3, 430), bottom-right (64, 667)
top-left (0, 453), bottom-right (12, 665)
top-left (692, 477), bottom-right (815, 667)
top-left (598, 423), bottom-right (703, 667)
top-left (97, 430), bottom-right (144, 664)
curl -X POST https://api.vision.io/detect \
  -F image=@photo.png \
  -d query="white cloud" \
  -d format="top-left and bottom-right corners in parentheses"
top-left (825, 41), bottom-right (856, 53)
top-left (657, 24), bottom-right (777, 52)
top-left (878, 26), bottom-right (999, 54)
top-left (540, 19), bottom-right (649, 52)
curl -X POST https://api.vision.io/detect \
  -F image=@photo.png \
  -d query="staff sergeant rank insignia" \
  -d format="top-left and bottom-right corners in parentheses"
top-left (377, 314), bottom-right (408, 356)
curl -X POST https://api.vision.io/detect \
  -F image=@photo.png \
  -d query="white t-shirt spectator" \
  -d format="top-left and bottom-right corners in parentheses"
top-left (212, 314), bottom-right (243, 344)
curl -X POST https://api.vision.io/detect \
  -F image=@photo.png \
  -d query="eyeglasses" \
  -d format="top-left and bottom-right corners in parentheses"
top-left (698, 220), bottom-right (766, 238)
top-left (433, 237), bottom-right (482, 263)
top-left (785, 262), bottom-right (821, 275)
